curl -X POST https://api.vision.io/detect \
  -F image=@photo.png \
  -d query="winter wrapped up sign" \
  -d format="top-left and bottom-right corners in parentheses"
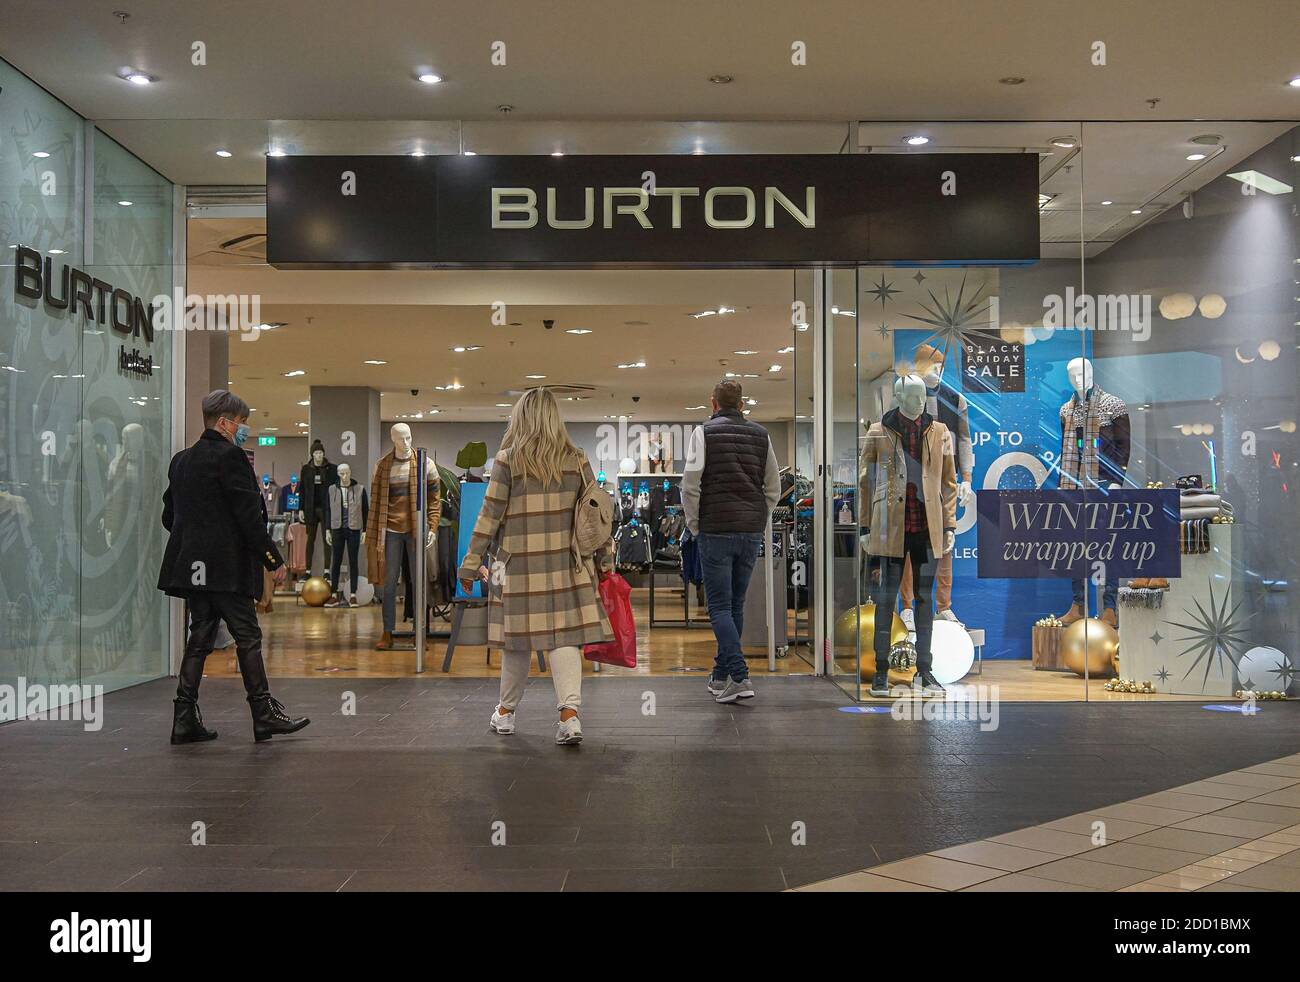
top-left (976, 489), bottom-right (1181, 579)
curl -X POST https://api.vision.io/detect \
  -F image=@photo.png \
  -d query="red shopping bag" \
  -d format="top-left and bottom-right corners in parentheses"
top-left (583, 572), bottom-right (637, 668)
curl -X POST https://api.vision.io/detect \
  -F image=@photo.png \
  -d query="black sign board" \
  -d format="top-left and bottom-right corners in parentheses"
top-left (267, 153), bottom-right (1039, 269)
top-left (962, 330), bottom-right (1025, 393)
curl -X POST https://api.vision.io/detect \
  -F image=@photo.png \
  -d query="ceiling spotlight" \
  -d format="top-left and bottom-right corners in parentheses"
top-left (709, 74), bottom-right (733, 84)
top-left (1289, 77), bottom-right (1300, 88)
top-left (1131, 209), bottom-right (1143, 215)
top-left (777, 345), bottom-right (794, 354)
top-left (117, 200), bottom-right (133, 206)
top-left (525, 374), bottom-right (546, 379)
top-left (32, 151), bottom-right (50, 158)
top-left (551, 150), bottom-right (564, 157)
top-left (686, 405), bottom-right (707, 411)
top-left (495, 403), bottom-right (512, 407)
top-left (462, 150), bottom-right (477, 156)
top-left (266, 148), bottom-right (287, 157)
top-left (363, 359), bottom-right (387, 365)
top-left (1186, 153), bottom-right (1207, 161)
top-left (1049, 136), bottom-right (1078, 148)
top-left (692, 146), bottom-right (707, 155)
top-left (616, 361), bottom-right (647, 369)
top-left (904, 135), bottom-right (930, 146)
top-left (297, 400), bottom-right (310, 406)
top-left (283, 369), bottom-right (306, 377)
top-left (451, 345), bottom-right (483, 352)
top-left (733, 350), bottom-right (758, 355)
top-left (769, 364), bottom-right (782, 373)
top-left (1100, 200), bottom-right (1114, 206)
top-left (120, 70), bottom-right (156, 85)
top-left (410, 150), bottom-right (427, 157)
top-left (215, 149), bottom-right (232, 157)
top-left (566, 329), bottom-right (592, 335)
top-left (48, 248), bottom-right (65, 254)
top-left (417, 73), bottom-right (443, 85)
top-left (1189, 134), bottom-right (1224, 146)
top-left (999, 76), bottom-right (1026, 85)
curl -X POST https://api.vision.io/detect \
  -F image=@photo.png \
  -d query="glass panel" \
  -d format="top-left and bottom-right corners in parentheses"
top-left (0, 59), bottom-right (87, 718)
top-left (789, 269), bottom-right (816, 667)
top-left (826, 269), bottom-right (861, 696)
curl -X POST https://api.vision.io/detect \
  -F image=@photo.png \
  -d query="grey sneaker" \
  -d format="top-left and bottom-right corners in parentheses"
top-left (714, 678), bottom-right (754, 704)
top-left (869, 673), bottom-right (892, 698)
top-left (707, 675), bottom-right (727, 696)
top-left (913, 670), bottom-right (946, 697)
top-left (555, 716), bottom-right (583, 745)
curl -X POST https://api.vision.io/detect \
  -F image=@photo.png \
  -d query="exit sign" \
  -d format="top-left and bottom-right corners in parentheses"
top-left (258, 435), bottom-right (277, 446)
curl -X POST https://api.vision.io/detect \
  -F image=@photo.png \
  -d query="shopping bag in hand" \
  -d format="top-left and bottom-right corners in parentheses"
top-left (583, 572), bottom-right (637, 668)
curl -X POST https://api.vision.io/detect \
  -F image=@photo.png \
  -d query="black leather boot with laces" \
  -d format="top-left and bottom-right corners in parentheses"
top-left (249, 695), bottom-right (310, 742)
top-left (171, 698), bottom-right (218, 745)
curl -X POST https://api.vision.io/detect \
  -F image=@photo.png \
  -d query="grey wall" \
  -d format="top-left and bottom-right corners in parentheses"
top-left (246, 435), bottom-right (306, 486)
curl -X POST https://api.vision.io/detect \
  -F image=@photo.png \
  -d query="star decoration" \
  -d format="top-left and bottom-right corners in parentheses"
top-left (1241, 676), bottom-right (1256, 690)
top-left (1155, 665), bottom-right (1171, 683)
top-left (912, 271), bottom-right (927, 285)
top-left (1149, 630), bottom-right (1163, 646)
top-left (1275, 655), bottom-right (1297, 688)
top-left (903, 272), bottom-right (993, 360)
top-left (1165, 580), bottom-right (1254, 692)
top-left (866, 275), bottom-right (902, 307)
top-left (876, 322), bottom-right (893, 339)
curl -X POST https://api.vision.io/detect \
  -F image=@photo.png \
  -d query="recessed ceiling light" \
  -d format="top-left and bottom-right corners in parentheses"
top-left (433, 382), bottom-right (464, 391)
top-left (297, 400), bottom-right (310, 406)
top-left (266, 149), bottom-right (286, 157)
top-left (417, 73), bottom-right (443, 85)
top-left (462, 150), bottom-right (477, 156)
top-left (117, 200), bottom-right (133, 207)
top-left (1049, 136), bottom-right (1077, 148)
top-left (283, 369), bottom-right (306, 377)
top-left (709, 74), bottom-right (733, 84)
top-left (263, 427), bottom-right (278, 432)
top-left (1189, 134), bottom-right (1223, 146)
top-left (296, 422), bottom-right (309, 428)
top-left (777, 345), bottom-right (794, 354)
top-left (742, 410), bottom-right (752, 416)
top-left (692, 147), bottom-right (707, 155)
top-left (121, 70), bottom-right (156, 85)
top-left (1186, 153), bottom-right (1207, 161)
top-left (1100, 200), bottom-right (1113, 206)
top-left (999, 76), bottom-right (1025, 85)
top-left (363, 359), bottom-right (387, 365)
top-left (904, 135), bottom-right (930, 146)
top-left (566, 329), bottom-right (592, 335)
top-left (525, 374), bottom-right (546, 379)
top-left (769, 364), bottom-right (782, 373)
top-left (495, 403), bottom-right (512, 407)
top-left (733, 350), bottom-right (758, 355)
top-left (1289, 77), bottom-right (1300, 88)
top-left (551, 150), bottom-right (564, 157)
top-left (617, 361), bottom-right (646, 369)
top-left (215, 149), bottom-right (232, 157)
top-left (451, 345), bottom-right (483, 352)
top-left (1131, 209), bottom-right (1143, 215)
top-left (686, 405), bottom-right (707, 411)
top-left (410, 150), bottom-right (427, 157)
top-left (745, 398), bottom-right (758, 406)
top-left (48, 248), bottom-right (65, 254)
top-left (32, 151), bottom-right (50, 158)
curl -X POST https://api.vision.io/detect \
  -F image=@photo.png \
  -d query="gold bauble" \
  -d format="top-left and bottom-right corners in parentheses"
top-left (301, 576), bottom-right (332, 607)
top-left (834, 604), bottom-right (908, 654)
top-left (1060, 617), bottom-right (1120, 678)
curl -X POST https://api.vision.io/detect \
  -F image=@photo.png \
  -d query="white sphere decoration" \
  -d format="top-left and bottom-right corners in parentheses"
top-left (353, 576), bottom-right (375, 606)
top-left (1236, 646), bottom-right (1294, 694)
top-left (1198, 294), bottom-right (1227, 319)
top-left (928, 620), bottom-right (976, 685)
top-left (618, 457), bottom-right (637, 474)
top-left (1159, 293), bottom-right (1196, 320)
top-left (1258, 339), bottom-right (1281, 361)
top-left (1280, 420), bottom-right (1297, 434)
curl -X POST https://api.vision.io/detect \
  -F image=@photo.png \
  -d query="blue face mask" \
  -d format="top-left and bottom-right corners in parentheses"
top-left (232, 423), bottom-right (250, 447)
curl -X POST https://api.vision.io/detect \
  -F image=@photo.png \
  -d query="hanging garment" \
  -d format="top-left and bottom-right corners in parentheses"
top-left (284, 521), bottom-right (309, 573)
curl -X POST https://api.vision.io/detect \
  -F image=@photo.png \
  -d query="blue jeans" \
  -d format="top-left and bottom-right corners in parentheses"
top-left (1072, 577), bottom-right (1117, 612)
top-left (698, 532), bottom-right (762, 682)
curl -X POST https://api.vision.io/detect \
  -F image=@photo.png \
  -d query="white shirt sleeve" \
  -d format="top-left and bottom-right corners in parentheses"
top-left (763, 438), bottom-right (781, 513)
top-left (681, 426), bottom-right (706, 536)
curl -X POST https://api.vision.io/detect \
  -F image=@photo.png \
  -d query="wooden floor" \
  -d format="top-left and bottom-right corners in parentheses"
top-left (201, 586), bottom-right (1224, 702)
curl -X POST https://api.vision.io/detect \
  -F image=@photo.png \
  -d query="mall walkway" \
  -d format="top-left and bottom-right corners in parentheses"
top-left (0, 677), bottom-right (1295, 891)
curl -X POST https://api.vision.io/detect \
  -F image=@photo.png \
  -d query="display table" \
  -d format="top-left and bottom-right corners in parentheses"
top-left (1120, 524), bottom-right (1242, 697)
top-left (1032, 623), bottom-right (1066, 670)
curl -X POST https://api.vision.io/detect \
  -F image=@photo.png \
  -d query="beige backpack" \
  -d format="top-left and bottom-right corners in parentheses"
top-left (572, 458), bottom-right (614, 569)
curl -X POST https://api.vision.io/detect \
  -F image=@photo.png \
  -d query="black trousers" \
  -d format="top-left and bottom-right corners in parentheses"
top-left (178, 591), bottom-right (270, 703)
top-left (303, 506), bottom-right (327, 576)
top-left (871, 530), bottom-right (937, 675)
top-left (330, 528), bottom-right (361, 593)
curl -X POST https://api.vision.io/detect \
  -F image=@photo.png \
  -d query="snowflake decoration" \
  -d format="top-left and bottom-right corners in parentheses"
top-left (1155, 665), bottom-right (1170, 683)
top-left (1164, 581), bottom-right (1254, 692)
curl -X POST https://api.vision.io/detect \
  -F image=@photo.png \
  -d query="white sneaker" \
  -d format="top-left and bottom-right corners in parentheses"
top-left (555, 716), bottom-right (583, 745)
top-left (489, 707), bottom-right (515, 734)
top-left (900, 608), bottom-right (916, 633)
top-left (936, 608), bottom-right (962, 624)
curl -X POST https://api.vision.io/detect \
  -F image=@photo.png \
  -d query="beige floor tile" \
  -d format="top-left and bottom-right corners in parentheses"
top-left (988, 826), bottom-right (1098, 856)
top-left (868, 854), bottom-right (1004, 890)
top-left (1128, 827), bottom-right (1249, 854)
top-left (931, 840), bottom-right (1060, 873)
top-left (1179, 863), bottom-right (1236, 882)
top-left (1241, 763), bottom-right (1300, 780)
top-left (961, 873), bottom-right (1100, 892)
top-left (1260, 831), bottom-right (1300, 846)
top-left (1249, 786), bottom-right (1300, 808)
top-left (797, 871), bottom-right (942, 892)
top-left (1084, 842), bottom-right (1208, 873)
top-left (1091, 802), bottom-right (1203, 825)
top-left (1173, 814), bottom-right (1288, 838)
top-left (1263, 848), bottom-right (1300, 869)
top-left (1042, 814), bottom-right (1158, 841)
top-left (1240, 838), bottom-right (1297, 855)
top-left (1219, 847), bottom-right (1286, 863)
top-left (1170, 781), bottom-right (1259, 802)
top-left (1127, 790), bottom-right (1231, 815)
top-left (1144, 870), bottom-right (1234, 890)
top-left (1119, 881), bottom-right (1189, 892)
top-left (1020, 857), bottom-right (1155, 890)
top-left (1193, 854), bottom-right (1260, 871)
top-left (1197, 881), bottom-right (1275, 892)
top-left (1211, 801), bottom-right (1300, 827)
top-left (1223, 862), bottom-right (1300, 891)
top-left (1196, 771), bottom-right (1298, 792)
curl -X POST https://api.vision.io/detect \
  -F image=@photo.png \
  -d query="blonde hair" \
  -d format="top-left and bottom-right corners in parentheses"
top-left (500, 387), bottom-right (580, 488)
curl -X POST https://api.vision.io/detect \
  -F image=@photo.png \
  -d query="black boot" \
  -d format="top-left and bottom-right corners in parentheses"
top-left (171, 698), bottom-right (218, 744)
top-left (249, 695), bottom-right (310, 742)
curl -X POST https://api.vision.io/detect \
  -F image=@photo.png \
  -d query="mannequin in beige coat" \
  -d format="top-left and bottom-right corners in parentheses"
top-left (859, 374), bottom-right (957, 698)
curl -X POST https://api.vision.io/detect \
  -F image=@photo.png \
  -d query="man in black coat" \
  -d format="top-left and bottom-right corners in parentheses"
top-left (159, 389), bottom-right (309, 744)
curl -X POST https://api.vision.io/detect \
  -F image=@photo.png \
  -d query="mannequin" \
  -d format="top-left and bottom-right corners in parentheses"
top-left (260, 473), bottom-right (279, 516)
top-left (1057, 356), bottom-right (1130, 628)
top-left (859, 373), bottom-right (958, 698)
top-left (899, 343), bottom-right (973, 631)
top-left (366, 422), bottom-right (441, 649)
top-left (324, 463), bottom-right (369, 607)
top-left (300, 439), bottom-right (338, 579)
top-left (104, 422), bottom-right (143, 548)
top-left (278, 474), bottom-right (301, 517)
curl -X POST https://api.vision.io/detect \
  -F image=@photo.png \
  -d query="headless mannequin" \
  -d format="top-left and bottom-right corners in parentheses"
top-left (325, 463), bottom-right (367, 605)
top-left (1058, 357), bottom-right (1129, 627)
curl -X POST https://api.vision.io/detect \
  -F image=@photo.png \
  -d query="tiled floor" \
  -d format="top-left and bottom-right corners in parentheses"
top-left (798, 753), bottom-right (1300, 892)
top-left (0, 676), bottom-right (1295, 891)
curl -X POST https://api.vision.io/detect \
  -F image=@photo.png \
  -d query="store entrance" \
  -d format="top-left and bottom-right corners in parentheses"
top-left (186, 216), bottom-right (816, 680)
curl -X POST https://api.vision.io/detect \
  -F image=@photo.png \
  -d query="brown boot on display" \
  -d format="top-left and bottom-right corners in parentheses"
top-left (1059, 603), bottom-right (1085, 625)
top-left (1100, 608), bottom-right (1118, 629)
top-left (375, 631), bottom-right (394, 650)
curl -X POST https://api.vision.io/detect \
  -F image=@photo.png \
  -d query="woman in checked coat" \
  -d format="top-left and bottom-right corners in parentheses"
top-left (458, 387), bottom-right (613, 745)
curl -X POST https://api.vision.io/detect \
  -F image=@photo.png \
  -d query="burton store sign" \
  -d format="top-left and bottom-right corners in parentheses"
top-left (976, 488), bottom-right (1182, 579)
top-left (267, 153), bottom-right (1039, 268)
